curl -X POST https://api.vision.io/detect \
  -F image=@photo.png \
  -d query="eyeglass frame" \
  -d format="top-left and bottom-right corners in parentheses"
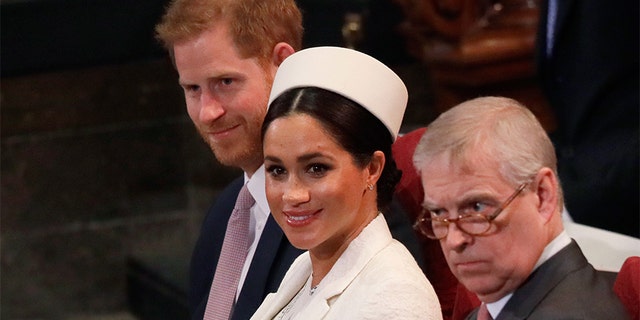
top-left (413, 182), bottom-right (529, 240)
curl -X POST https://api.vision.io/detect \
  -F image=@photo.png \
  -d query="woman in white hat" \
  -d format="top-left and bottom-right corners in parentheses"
top-left (251, 47), bottom-right (442, 320)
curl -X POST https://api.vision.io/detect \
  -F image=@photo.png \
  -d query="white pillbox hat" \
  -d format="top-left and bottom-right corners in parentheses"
top-left (268, 46), bottom-right (408, 141)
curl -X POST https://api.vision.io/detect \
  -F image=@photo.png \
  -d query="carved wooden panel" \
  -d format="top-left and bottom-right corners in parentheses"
top-left (394, 0), bottom-right (556, 131)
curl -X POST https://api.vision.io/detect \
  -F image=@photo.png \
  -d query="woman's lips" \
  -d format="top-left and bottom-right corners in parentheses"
top-left (283, 209), bottom-right (321, 226)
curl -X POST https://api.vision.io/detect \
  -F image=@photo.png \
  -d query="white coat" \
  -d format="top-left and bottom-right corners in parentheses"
top-left (251, 214), bottom-right (443, 320)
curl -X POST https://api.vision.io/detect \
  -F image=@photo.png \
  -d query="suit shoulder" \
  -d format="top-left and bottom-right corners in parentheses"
top-left (530, 265), bottom-right (629, 319)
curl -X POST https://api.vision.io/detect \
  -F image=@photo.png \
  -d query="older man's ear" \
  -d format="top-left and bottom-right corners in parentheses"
top-left (533, 167), bottom-right (560, 223)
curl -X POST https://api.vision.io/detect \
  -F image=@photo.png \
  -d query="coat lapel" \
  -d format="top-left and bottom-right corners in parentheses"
top-left (256, 253), bottom-right (313, 318)
top-left (497, 241), bottom-right (586, 320)
top-left (297, 214), bottom-right (393, 319)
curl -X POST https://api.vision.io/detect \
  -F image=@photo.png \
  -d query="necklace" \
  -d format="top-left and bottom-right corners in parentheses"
top-left (276, 288), bottom-right (303, 320)
top-left (276, 276), bottom-right (315, 319)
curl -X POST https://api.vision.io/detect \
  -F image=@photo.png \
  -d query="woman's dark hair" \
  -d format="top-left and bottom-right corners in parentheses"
top-left (262, 87), bottom-right (402, 209)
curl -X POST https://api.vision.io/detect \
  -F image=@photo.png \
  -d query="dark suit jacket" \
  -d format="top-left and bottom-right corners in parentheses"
top-left (189, 177), bottom-right (304, 320)
top-left (466, 241), bottom-right (629, 320)
top-left (536, 0), bottom-right (639, 237)
top-left (189, 175), bottom-right (424, 319)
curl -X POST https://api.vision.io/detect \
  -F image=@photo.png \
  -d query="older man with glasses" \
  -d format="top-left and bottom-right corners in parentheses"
top-left (412, 96), bottom-right (629, 320)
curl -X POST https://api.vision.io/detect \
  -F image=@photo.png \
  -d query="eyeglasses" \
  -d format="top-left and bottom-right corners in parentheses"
top-left (413, 182), bottom-right (528, 240)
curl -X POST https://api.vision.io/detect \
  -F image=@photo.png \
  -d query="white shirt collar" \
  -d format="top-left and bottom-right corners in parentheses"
top-left (245, 165), bottom-right (270, 218)
top-left (486, 231), bottom-right (572, 317)
top-left (533, 230), bottom-right (572, 270)
top-left (486, 294), bottom-right (511, 319)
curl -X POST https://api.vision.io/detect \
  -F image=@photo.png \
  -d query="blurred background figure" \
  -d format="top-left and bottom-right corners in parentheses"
top-left (536, 0), bottom-right (639, 237)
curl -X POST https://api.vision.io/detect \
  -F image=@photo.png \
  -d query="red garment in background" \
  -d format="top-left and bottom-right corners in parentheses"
top-left (392, 127), bottom-right (480, 320)
top-left (614, 256), bottom-right (640, 320)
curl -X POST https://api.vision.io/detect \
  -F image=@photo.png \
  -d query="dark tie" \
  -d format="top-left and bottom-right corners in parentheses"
top-left (204, 184), bottom-right (254, 320)
top-left (477, 303), bottom-right (493, 320)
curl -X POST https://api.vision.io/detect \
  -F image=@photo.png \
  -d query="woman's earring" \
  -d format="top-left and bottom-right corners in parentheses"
top-left (367, 184), bottom-right (374, 191)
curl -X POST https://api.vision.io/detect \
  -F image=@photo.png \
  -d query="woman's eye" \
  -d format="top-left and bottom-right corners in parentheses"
top-left (266, 165), bottom-right (286, 178)
top-left (306, 164), bottom-right (329, 176)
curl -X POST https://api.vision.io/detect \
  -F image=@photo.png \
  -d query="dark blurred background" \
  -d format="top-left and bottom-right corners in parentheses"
top-left (1, 0), bottom-right (436, 318)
